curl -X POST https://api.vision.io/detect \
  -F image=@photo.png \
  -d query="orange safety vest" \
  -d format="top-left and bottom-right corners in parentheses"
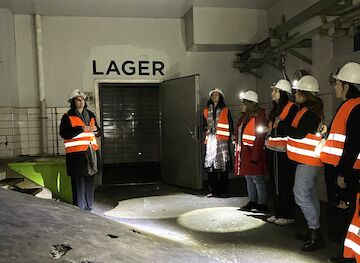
top-left (63, 115), bottom-right (99, 154)
top-left (266, 101), bottom-right (295, 151)
top-left (343, 193), bottom-right (360, 260)
top-left (320, 98), bottom-right (360, 170)
top-left (286, 107), bottom-right (323, 167)
top-left (203, 107), bottom-right (230, 143)
top-left (242, 117), bottom-right (256, 147)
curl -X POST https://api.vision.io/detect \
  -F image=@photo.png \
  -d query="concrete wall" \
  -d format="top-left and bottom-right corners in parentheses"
top-left (0, 9), bottom-right (20, 157)
top-left (14, 15), bottom-right (255, 109)
top-left (0, 9), bottom-right (18, 107)
top-left (193, 7), bottom-right (268, 45)
top-left (2, 13), bottom-right (256, 157)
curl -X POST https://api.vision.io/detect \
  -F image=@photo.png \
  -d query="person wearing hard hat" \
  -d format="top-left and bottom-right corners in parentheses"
top-left (203, 88), bottom-right (234, 197)
top-left (59, 89), bottom-right (102, 211)
top-left (265, 79), bottom-right (298, 225)
top-left (319, 62), bottom-right (360, 263)
top-left (235, 90), bottom-right (268, 212)
top-left (276, 75), bottom-right (324, 251)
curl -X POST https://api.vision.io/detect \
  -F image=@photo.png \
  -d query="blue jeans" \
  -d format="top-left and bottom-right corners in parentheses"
top-left (245, 175), bottom-right (267, 205)
top-left (293, 164), bottom-right (321, 229)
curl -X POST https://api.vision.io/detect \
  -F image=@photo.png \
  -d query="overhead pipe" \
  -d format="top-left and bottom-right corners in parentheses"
top-left (35, 14), bottom-right (48, 155)
top-left (237, 3), bottom-right (360, 75)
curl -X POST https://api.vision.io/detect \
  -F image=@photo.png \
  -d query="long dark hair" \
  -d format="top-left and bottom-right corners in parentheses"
top-left (346, 83), bottom-right (360, 99)
top-left (268, 90), bottom-right (290, 123)
top-left (70, 98), bottom-right (88, 110)
top-left (207, 94), bottom-right (226, 109)
top-left (243, 99), bottom-right (262, 117)
top-left (299, 90), bottom-right (323, 119)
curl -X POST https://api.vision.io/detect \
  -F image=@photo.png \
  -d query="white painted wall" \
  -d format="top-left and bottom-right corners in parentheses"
top-left (14, 15), bottom-right (254, 109)
top-left (0, 9), bottom-right (18, 107)
top-left (15, 15), bottom-right (38, 107)
top-left (193, 7), bottom-right (268, 44)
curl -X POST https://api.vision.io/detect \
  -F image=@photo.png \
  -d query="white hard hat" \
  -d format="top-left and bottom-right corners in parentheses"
top-left (241, 90), bottom-right (258, 103)
top-left (333, 62), bottom-right (360, 84)
top-left (293, 75), bottom-right (319, 93)
top-left (69, 89), bottom-right (86, 102)
top-left (209, 88), bottom-right (224, 97)
top-left (271, 79), bottom-right (292, 94)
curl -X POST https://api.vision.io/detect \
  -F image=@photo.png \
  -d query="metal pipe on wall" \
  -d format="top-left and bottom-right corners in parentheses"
top-left (35, 14), bottom-right (48, 155)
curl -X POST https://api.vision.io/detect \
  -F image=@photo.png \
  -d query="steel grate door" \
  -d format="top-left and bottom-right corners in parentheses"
top-left (99, 83), bottom-right (161, 166)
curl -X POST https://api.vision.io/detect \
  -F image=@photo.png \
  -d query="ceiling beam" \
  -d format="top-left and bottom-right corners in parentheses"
top-left (272, 0), bottom-right (344, 37)
top-left (288, 49), bottom-right (313, 65)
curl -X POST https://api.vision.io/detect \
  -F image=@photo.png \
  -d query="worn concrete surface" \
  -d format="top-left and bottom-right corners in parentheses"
top-left (0, 183), bottom-right (338, 263)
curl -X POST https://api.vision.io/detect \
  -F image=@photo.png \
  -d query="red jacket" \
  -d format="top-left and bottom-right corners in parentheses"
top-left (235, 109), bottom-right (268, 176)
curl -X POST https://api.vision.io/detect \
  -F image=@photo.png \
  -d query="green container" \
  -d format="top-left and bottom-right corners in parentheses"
top-left (8, 158), bottom-right (72, 203)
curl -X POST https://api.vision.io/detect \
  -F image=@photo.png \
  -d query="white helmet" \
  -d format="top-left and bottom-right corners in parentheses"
top-left (69, 89), bottom-right (86, 102)
top-left (241, 90), bottom-right (258, 103)
top-left (209, 88), bottom-right (224, 97)
top-left (271, 79), bottom-right (292, 94)
top-left (293, 75), bottom-right (319, 93)
top-left (333, 62), bottom-right (360, 84)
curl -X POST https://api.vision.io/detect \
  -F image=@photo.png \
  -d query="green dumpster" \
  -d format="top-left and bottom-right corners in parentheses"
top-left (8, 158), bottom-right (72, 203)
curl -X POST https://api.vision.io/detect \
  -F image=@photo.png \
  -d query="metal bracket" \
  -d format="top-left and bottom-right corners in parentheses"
top-left (288, 48), bottom-right (313, 65)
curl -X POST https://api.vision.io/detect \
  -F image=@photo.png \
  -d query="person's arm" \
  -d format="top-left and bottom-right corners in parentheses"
top-left (337, 105), bottom-right (360, 184)
top-left (59, 113), bottom-right (83, 139)
top-left (277, 110), bottom-right (320, 139)
top-left (202, 111), bottom-right (208, 133)
top-left (228, 109), bottom-right (234, 135)
top-left (93, 116), bottom-right (103, 138)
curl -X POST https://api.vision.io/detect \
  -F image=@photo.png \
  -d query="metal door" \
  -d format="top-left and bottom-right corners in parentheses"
top-left (160, 75), bottom-right (202, 189)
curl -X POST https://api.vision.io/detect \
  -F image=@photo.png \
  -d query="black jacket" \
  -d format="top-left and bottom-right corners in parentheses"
top-left (277, 106), bottom-right (321, 139)
top-left (335, 104), bottom-right (360, 181)
top-left (269, 103), bottom-right (298, 138)
top-left (59, 108), bottom-right (102, 177)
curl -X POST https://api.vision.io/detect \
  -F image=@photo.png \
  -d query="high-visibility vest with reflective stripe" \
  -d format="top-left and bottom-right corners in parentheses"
top-left (64, 115), bottom-right (99, 154)
top-left (242, 117), bottom-right (256, 147)
top-left (267, 101), bottom-right (295, 151)
top-left (343, 193), bottom-right (360, 260)
top-left (203, 107), bottom-right (230, 143)
top-left (320, 98), bottom-right (360, 170)
top-left (286, 107), bottom-right (323, 166)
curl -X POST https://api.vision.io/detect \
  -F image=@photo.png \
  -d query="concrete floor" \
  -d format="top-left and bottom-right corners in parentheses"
top-left (0, 183), bottom-right (339, 263)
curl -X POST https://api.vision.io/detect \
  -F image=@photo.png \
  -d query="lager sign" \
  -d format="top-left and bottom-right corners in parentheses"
top-left (92, 60), bottom-right (165, 76)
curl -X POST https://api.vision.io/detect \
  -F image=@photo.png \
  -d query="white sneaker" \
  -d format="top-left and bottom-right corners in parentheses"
top-left (274, 218), bottom-right (295, 225)
top-left (266, 215), bottom-right (277, 223)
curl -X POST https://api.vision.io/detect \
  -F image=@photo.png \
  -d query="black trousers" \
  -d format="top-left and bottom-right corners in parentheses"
top-left (269, 151), bottom-right (296, 219)
top-left (72, 175), bottom-right (95, 210)
top-left (208, 171), bottom-right (228, 195)
top-left (324, 164), bottom-right (359, 244)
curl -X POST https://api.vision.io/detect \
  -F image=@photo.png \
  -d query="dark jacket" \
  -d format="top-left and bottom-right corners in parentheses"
top-left (335, 104), bottom-right (360, 182)
top-left (59, 108), bottom-right (102, 177)
top-left (269, 103), bottom-right (298, 138)
top-left (277, 105), bottom-right (321, 139)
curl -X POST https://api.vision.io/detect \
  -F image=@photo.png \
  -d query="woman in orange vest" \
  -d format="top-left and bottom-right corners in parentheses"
top-left (276, 75), bottom-right (324, 251)
top-left (235, 91), bottom-right (268, 212)
top-left (203, 88), bottom-right (233, 197)
top-left (60, 89), bottom-right (102, 211)
top-left (265, 79), bottom-right (298, 225)
top-left (319, 62), bottom-right (360, 263)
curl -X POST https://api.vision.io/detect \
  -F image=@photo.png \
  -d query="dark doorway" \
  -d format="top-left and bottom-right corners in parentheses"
top-left (99, 83), bottom-right (161, 184)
